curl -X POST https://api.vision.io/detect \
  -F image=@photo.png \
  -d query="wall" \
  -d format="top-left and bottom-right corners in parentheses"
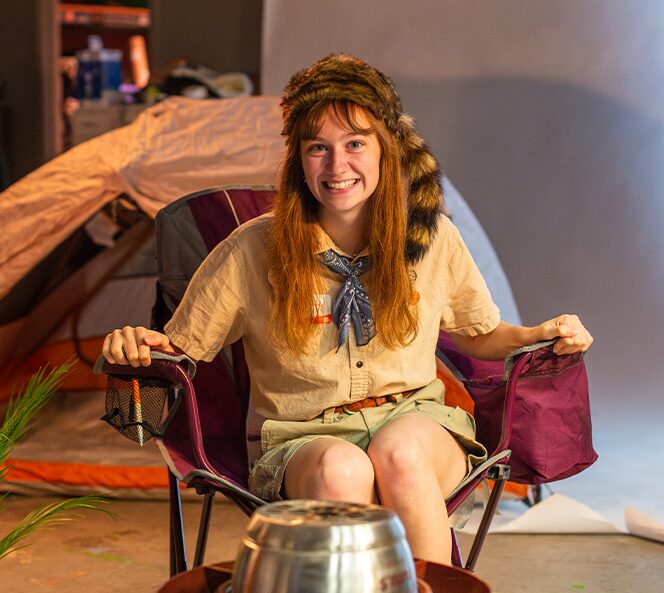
top-left (0, 0), bottom-right (54, 183)
top-left (262, 0), bottom-right (664, 422)
top-left (149, 0), bottom-right (262, 83)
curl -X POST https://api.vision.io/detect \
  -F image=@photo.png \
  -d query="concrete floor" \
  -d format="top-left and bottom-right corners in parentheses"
top-left (1, 494), bottom-right (662, 593)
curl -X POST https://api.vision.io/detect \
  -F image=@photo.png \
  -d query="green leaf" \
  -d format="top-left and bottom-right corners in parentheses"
top-left (0, 360), bottom-right (76, 467)
top-left (0, 360), bottom-right (114, 561)
top-left (0, 496), bottom-right (115, 560)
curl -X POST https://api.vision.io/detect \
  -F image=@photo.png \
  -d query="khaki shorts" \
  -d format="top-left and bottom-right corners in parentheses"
top-left (248, 379), bottom-right (488, 501)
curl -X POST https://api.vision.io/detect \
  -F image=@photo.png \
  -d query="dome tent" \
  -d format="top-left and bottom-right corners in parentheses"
top-left (0, 96), bottom-right (519, 497)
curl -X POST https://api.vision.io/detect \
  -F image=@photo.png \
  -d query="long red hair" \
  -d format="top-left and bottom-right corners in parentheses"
top-left (268, 101), bottom-right (418, 352)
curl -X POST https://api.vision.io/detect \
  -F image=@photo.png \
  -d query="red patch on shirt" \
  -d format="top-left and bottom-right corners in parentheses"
top-left (311, 294), bottom-right (332, 324)
top-left (311, 314), bottom-right (333, 324)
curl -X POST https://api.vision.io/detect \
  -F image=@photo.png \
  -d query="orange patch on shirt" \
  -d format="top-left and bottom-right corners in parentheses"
top-left (311, 314), bottom-right (333, 324)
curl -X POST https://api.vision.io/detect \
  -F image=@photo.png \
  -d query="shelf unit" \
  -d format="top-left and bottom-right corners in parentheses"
top-left (57, 2), bottom-right (152, 149)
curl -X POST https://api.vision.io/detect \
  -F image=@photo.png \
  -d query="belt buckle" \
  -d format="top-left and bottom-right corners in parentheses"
top-left (341, 405), bottom-right (356, 415)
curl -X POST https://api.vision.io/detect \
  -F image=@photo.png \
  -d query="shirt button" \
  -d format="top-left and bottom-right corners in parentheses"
top-left (356, 361), bottom-right (364, 368)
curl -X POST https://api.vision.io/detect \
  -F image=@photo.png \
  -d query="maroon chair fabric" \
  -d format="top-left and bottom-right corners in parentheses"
top-left (437, 333), bottom-right (597, 485)
top-left (154, 186), bottom-right (273, 496)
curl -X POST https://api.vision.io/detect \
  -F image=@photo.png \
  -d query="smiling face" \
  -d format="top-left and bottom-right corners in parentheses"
top-left (300, 104), bottom-right (382, 232)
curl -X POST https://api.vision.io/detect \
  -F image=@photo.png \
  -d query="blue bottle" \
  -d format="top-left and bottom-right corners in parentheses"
top-left (75, 48), bottom-right (101, 99)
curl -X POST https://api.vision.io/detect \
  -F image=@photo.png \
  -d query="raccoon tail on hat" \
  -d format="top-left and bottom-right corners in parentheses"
top-left (396, 114), bottom-right (446, 264)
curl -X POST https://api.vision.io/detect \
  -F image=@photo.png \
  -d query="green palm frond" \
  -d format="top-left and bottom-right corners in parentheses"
top-left (0, 496), bottom-right (115, 560)
top-left (0, 360), bottom-right (75, 467)
top-left (0, 360), bottom-right (114, 561)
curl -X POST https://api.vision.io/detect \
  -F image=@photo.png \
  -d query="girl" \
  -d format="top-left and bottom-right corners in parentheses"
top-left (102, 54), bottom-right (592, 564)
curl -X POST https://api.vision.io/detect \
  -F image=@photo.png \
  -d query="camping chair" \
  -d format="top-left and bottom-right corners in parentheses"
top-left (97, 185), bottom-right (592, 575)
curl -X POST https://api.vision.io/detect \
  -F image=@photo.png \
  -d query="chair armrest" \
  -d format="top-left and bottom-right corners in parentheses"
top-left (503, 339), bottom-right (585, 379)
top-left (93, 350), bottom-right (197, 383)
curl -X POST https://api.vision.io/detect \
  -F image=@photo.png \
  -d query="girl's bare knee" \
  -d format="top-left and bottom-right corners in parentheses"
top-left (369, 436), bottom-right (424, 483)
top-left (311, 443), bottom-right (375, 502)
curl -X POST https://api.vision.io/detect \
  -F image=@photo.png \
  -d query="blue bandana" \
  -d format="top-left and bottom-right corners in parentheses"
top-left (318, 249), bottom-right (376, 350)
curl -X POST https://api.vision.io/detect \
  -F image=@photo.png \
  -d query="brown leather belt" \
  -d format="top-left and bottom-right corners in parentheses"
top-left (334, 389), bottom-right (416, 415)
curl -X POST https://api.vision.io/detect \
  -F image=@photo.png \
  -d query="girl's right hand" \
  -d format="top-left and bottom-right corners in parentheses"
top-left (102, 326), bottom-right (174, 367)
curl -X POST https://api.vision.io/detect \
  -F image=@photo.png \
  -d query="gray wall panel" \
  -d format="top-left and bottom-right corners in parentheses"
top-left (262, 0), bottom-right (664, 421)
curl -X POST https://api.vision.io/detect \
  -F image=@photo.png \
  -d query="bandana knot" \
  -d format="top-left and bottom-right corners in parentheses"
top-left (318, 249), bottom-right (376, 350)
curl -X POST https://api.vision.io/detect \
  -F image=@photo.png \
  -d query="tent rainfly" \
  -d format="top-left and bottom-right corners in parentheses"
top-left (0, 94), bottom-right (522, 498)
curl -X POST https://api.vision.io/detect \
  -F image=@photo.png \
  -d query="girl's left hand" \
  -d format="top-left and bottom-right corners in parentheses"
top-left (536, 314), bottom-right (593, 355)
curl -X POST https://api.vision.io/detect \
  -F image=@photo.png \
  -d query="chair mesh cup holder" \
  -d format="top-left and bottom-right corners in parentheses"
top-left (101, 375), bottom-right (171, 445)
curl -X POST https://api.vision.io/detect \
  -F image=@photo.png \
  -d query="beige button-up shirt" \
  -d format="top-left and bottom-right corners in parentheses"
top-left (165, 213), bottom-right (500, 421)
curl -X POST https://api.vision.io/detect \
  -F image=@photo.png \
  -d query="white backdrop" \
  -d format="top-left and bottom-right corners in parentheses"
top-left (262, 0), bottom-right (664, 527)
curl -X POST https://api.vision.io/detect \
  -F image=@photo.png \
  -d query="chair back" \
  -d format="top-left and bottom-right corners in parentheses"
top-left (153, 186), bottom-right (274, 487)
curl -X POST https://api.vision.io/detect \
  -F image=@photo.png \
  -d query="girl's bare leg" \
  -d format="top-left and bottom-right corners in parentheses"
top-left (368, 415), bottom-right (468, 564)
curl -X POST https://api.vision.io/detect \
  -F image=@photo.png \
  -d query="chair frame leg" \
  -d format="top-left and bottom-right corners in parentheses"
top-left (193, 490), bottom-right (215, 567)
top-left (169, 469), bottom-right (188, 576)
top-left (450, 528), bottom-right (463, 567)
top-left (464, 478), bottom-right (507, 571)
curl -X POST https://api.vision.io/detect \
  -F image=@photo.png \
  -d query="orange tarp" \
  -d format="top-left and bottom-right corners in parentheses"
top-left (0, 337), bottom-right (106, 401)
top-left (2, 458), bottom-right (170, 490)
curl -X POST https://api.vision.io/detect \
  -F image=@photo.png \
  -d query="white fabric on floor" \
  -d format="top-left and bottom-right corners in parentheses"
top-left (459, 413), bottom-right (664, 540)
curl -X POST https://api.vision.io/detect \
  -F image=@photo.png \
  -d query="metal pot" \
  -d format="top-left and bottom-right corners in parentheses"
top-left (230, 500), bottom-right (418, 593)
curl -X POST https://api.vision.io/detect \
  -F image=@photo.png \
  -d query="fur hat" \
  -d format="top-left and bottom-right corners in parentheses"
top-left (281, 54), bottom-right (444, 264)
